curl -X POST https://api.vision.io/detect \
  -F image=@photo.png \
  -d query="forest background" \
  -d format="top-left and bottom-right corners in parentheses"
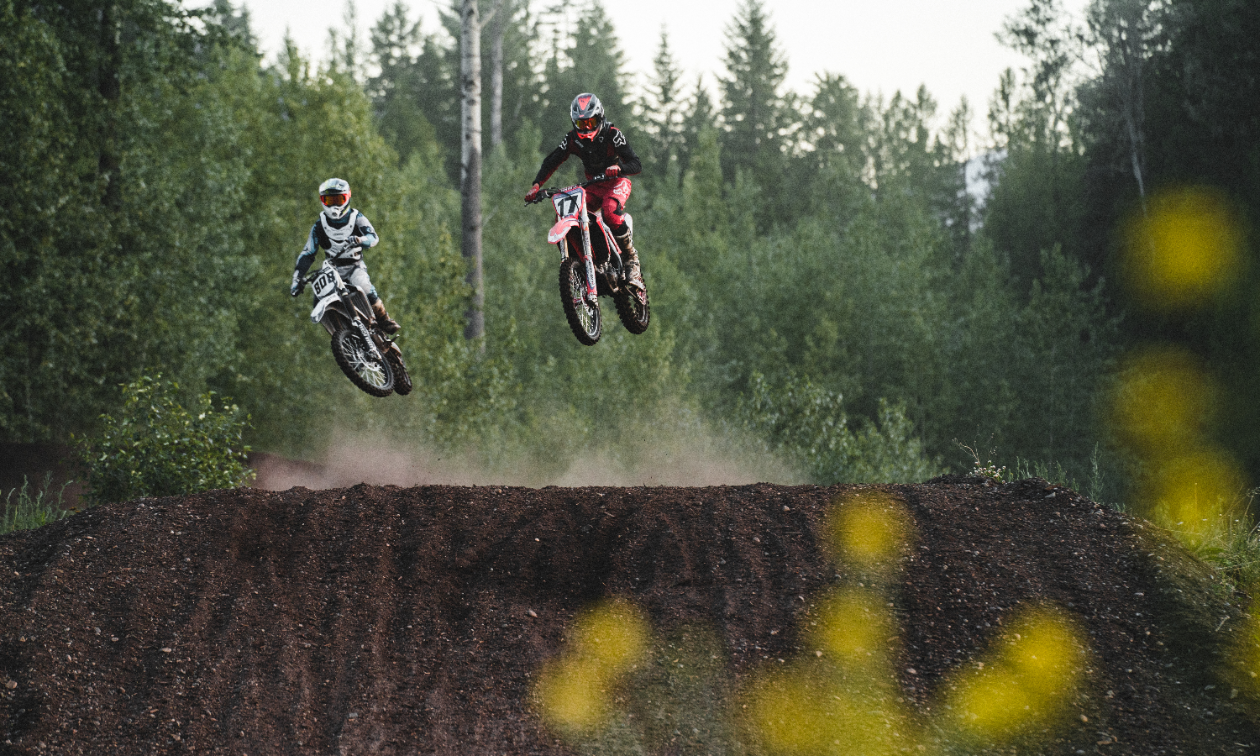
top-left (1, 0), bottom-right (1256, 504)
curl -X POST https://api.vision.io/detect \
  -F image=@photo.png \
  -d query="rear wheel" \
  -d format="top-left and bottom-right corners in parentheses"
top-left (614, 275), bottom-right (650, 334)
top-left (559, 258), bottom-right (601, 345)
top-left (331, 328), bottom-right (394, 396)
top-left (386, 348), bottom-right (413, 396)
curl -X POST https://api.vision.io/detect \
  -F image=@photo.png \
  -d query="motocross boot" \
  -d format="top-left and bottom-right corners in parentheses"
top-left (613, 220), bottom-right (644, 291)
top-left (371, 299), bottom-right (401, 335)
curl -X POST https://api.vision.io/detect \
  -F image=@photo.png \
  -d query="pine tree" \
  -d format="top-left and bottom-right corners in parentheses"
top-left (373, 4), bottom-right (458, 172)
top-left (210, 0), bottom-right (257, 48)
top-left (935, 98), bottom-right (976, 256)
top-left (368, 2), bottom-right (439, 164)
top-left (327, 1), bottom-right (367, 83)
top-left (1080, 0), bottom-right (1160, 209)
top-left (678, 76), bottom-right (718, 180)
top-left (718, 0), bottom-right (792, 223)
top-left (984, 0), bottom-right (1088, 288)
top-left (643, 28), bottom-right (684, 177)
top-left (369, 2), bottom-right (419, 92)
top-left (805, 73), bottom-right (864, 174)
top-left (568, 1), bottom-right (626, 116)
top-left (540, 0), bottom-right (630, 144)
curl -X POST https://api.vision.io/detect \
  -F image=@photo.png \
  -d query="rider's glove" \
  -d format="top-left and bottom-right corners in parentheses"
top-left (290, 270), bottom-right (304, 297)
top-left (604, 164), bottom-right (621, 177)
top-left (524, 183), bottom-right (541, 203)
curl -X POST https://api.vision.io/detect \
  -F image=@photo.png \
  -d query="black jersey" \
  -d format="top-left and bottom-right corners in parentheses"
top-left (532, 123), bottom-right (642, 186)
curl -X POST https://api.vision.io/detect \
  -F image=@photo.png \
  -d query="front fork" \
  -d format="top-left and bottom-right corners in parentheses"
top-left (579, 213), bottom-right (598, 303)
top-left (339, 286), bottom-right (384, 360)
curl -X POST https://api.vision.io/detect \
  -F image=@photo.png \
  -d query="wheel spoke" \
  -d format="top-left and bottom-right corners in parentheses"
top-left (349, 336), bottom-right (386, 386)
top-left (570, 270), bottom-right (596, 331)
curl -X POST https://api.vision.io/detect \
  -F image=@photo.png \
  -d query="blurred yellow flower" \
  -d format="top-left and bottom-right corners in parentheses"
top-left (1123, 187), bottom-right (1242, 311)
top-left (533, 599), bottom-right (649, 734)
top-left (825, 490), bottom-right (913, 571)
top-left (1145, 448), bottom-right (1245, 544)
top-left (1110, 347), bottom-right (1216, 458)
top-left (813, 588), bottom-right (893, 668)
top-left (945, 606), bottom-right (1085, 744)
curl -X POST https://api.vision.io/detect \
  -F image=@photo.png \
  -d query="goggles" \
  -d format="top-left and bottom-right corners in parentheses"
top-left (574, 117), bottom-right (600, 132)
top-left (320, 193), bottom-right (349, 207)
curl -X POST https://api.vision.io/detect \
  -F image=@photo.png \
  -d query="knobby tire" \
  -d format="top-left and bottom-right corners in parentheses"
top-left (330, 328), bottom-right (395, 397)
top-left (386, 349), bottom-right (413, 396)
top-left (614, 275), bottom-right (650, 334)
top-left (559, 257), bottom-right (601, 345)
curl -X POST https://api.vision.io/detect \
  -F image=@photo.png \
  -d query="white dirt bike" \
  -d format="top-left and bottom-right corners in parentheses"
top-left (297, 258), bottom-right (412, 397)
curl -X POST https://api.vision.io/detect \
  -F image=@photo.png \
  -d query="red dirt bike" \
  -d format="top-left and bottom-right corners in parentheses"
top-left (526, 174), bottom-right (650, 345)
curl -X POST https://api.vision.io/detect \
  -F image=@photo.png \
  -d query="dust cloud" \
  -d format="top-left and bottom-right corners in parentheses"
top-left (251, 427), bottom-right (800, 491)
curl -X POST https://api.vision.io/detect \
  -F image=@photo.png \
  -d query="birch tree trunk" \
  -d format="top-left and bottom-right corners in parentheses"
top-left (460, 0), bottom-right (485, 342)
top-left (490, 0), bottom-right (506, 149)
top-left (1090, 0), bottom-right (1151, 214)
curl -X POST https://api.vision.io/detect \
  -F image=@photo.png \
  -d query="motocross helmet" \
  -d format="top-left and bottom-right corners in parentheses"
top-left (319, 177), bottom-right (352, 220)
top-left (570, 93), bottom-right (604, 141)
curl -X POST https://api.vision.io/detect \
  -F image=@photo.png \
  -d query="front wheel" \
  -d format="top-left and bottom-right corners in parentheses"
top-left (614, 275), bottom-right (650, 334)
top-left (331, 328), bottom-right (395, 397)
top-left (559, 257), bottom-right (601, 345)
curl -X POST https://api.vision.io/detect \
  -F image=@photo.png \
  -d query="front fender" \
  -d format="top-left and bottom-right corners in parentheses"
top-left (311, 294), bottom-right (349, 332)
top-left (548, 217), bottom-right (579, 244)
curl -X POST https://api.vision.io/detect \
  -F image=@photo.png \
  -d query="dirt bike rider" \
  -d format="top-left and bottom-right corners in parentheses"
top-left (290, 178), bottom-right (400, 335)
top-left (524, 93), bottom-right (644, 289)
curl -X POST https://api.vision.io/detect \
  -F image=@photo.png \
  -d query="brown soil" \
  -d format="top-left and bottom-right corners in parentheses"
top-left (0, 479), bottom-right (1256, 755)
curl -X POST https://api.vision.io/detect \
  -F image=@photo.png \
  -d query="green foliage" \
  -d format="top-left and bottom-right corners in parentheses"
top-left (739, 374), bottom-right (944, 484)
top-left (718, 0), bottom-right (792, 227)
top-left (1, 475), bottom-right (73, 535)
top-left (639, 30), bottom-right (686, 180)
top-left (0, 0), bottom-right (259, 441)
top-left (1, 0), bottom-right (1151, 495)
top-left (78, 375), bottom-right (253, 505)
top-left (368, 1), bottom-right (443, 166)
top-left (540, 0), bottom-right (632, 142)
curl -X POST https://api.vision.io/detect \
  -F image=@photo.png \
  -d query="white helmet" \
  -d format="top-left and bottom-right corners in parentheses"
top-left (319, 177), bottom-right (351, 220)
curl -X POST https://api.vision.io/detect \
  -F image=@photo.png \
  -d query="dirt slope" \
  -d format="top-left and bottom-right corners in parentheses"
top-left (0, 480), bottom-right (1255, 755)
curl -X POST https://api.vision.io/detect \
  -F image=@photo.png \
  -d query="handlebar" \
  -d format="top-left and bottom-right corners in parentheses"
top-left (525, 174), bottom-right (610, 205)
top-left (302, 250), bottom-right (363, 283)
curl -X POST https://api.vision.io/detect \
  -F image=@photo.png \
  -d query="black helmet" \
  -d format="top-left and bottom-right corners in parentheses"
top-left (570, 93), bottom-right (604, 140)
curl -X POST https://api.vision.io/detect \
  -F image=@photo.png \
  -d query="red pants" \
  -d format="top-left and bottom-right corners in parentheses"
top-left (585, 177), bottom-right (631, 230)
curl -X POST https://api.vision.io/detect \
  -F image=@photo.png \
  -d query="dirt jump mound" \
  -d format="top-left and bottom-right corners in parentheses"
top-left (0, 480), bottom-right (1256, 755)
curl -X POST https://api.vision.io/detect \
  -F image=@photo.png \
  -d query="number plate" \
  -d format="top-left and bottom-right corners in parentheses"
top-left (312, 269), bottom-right (338, 298)
top-left (552, 189), bottom-right (582, 220)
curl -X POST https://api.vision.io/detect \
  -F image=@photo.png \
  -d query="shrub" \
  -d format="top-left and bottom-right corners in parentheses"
top-left (738, 373), bottom-right (944, 484)
top-left (78, 375), bottom-right (253, 505)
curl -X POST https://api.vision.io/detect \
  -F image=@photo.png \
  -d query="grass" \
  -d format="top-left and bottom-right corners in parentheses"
top-left (1, 475), bottom-right (74, 535)
top-left (1008, 452), bottom-right (1260, 594)
top-left (1182, 488), bottom-right (1260, 594)
top-left (1011, 444), bottom-right (1116, 509)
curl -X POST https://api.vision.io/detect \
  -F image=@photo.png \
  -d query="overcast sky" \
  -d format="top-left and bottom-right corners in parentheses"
top-left (235, 0), bottom-right (1089, 137)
